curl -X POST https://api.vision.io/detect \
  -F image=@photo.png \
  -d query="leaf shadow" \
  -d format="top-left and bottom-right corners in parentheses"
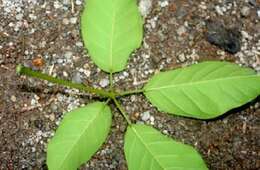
top-left (204, 96), bottom-right (259, 122)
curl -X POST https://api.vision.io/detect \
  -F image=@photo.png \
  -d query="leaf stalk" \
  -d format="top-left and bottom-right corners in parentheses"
top-left (17, 65), bottom-right (141, 124)
top-left (109, 72), bottom-right (113, 91)
top-left (112, 97), bottom-right (132, 125)
top-left (117, 89), bottom-right (144, 96)
top-left (16, 65), bottom-right (114, 98)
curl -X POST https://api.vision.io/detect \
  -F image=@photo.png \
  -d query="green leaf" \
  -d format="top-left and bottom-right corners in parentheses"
top-left (124, 124), bottom-right (208, 170)
top-left (144, 61), bottom-right (260, 119)
top-left (47, 102), bottom-right (112, 170)
top-left (81, 0), bottom-right (143, 73)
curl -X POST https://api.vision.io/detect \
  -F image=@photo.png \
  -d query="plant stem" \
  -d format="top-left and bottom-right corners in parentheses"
top-left (109, 72), bottom-right (113, 91)
top-left (105, 98), bottom-right (111, 104)
top-left (16, 64), bottom-right (114, 98)
top-left (112, 97), bottom-right (132, 125)
top-left (117, 89), bottom-right (144, 97)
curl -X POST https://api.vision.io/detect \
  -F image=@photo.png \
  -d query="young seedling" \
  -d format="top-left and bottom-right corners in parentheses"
top-left (16, 0), bottom-right (260, 169)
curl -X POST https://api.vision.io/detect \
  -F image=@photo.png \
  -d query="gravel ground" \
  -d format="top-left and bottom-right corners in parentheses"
top-left (0, 0), bottom-right (260, 169)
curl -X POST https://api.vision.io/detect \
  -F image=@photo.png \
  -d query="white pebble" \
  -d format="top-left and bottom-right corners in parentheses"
top-left (150, 116), bottom-right (155, 122)
top-left (141, 111), bottom-right (151, 121)
top-left (76, 41), bottom-right (83, 47)
top-left (139, 0), bottom-right (152, 17)
top-left (162, 130), bottom-right (169, 135)
top-left (70, 17), bottom-right (77, 24)
top-left (16, 13), bottom-right (23, 20)
top-left (57, 59), bottom-right (63, 64)
top-left (11, 95), bottom-right (16, 102)
top-left (31, 99), bottom-right (37, 106)
top-left (177, 26), bottom-right (186, 36)
top-left (49, 114), bottom-right (55, 122)
top-left (62, 18), bottom-right (70, 25)
top-left (215, 5), bottom-right (224, 15)
top-left (31, 147), bottom-right (36, 152)
top-left (64, 51), bottom-right (73, 59)
top-left (54, 1), bottom-right (62, 9)
top-left (9, 22), bottom-right (15, 27)
top-left (29, 13), bottom-right (37, 20)
top-left (75, 0), bottom-right (82, 5)
top-left (257, 10), bottom-right (260, 18)
top-left (99, 78), bottom-right (109, 87)
top-left (241, 6), bottom-right (250, 17)
top-left (63, 71), bottom-right (68, 77)
top-left (159, 1), bottom-right (169, 8)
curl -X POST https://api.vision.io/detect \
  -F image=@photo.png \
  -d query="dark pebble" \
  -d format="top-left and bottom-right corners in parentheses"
top-left (206, 20), bottom-right (241, 54)
top-left (248, 0), bottom-right (256, 6)
top-left (41, 163), bottom-right (48, 170)
top-left (34, 119), bottom-right (44, 130)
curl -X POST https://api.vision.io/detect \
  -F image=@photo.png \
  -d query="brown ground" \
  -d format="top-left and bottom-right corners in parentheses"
top-left (0, 0), bottom-right (259, 169)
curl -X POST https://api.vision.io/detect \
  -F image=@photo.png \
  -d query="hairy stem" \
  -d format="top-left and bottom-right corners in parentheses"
top-left (117, 89), bottom-right (144, 97)
top-left (109, 72), bottom-right (113, 91)
top-left (112, 97), bottom-right (132, 125)
top-left (16, 64), bottom-right (114, 98)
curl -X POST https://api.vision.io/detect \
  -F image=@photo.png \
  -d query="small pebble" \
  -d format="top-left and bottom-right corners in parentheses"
top-left (62, 18), bottom-right (70, 25)
top-left (141, 111), bottom-right (150, 121)
top-left (63, 0), bottom-right (70, 5)
top-left (72, 72), bottom-right (82, 83)
top-left (11, 95), bottom-right (16, 102)
top-left (162, 130), bottom-right (169, 135)
top-left (139, 0), bottom-right (152, 17)
top-left (177, 26), bottom-right (186, 36)
top-left (57, 59), bottom-right (63, 64)
top-left (31, 99), bottom-right (37, 106)
top-left (257, 10), bottom-right (260, 18)
top-left (76, 42), bottom-right (83, 47)
top-left (248, 0), bottom-right (256, 6)
top-left (64, 51), bottom-right (73, 59)
top-left (75, 0), bottom-right (82, 5)
top-left (159, 1), bottom-right (169, 8)
top-left (99, 78), bottom-right (109, 87)
top-left (206, 20), bottom-right (241, 54)
top-left (150, 116), bottom-right (155, 122)
top-left (215, 5), bottom-right (224, 15)
top-left (63, 71), bottom-right (68, 77)
top-left (16, 13), bottom-right (23, 20)
top-left (53, 1), bottom-right (62, 9)
top-left (133, 112), bottom-right (140, 120)
top-left (70, 17), bottom-right (77, 24)
top-left (31, 147), bottom-right (36, 153)
top-left (150, 116), bottom-right (155, 125)
top-left (29, 13), bottom-right (37, 20)
top-left (49, 114), bottom-right (55, 122)
top-left (50, 103), bottom-right (58, 112)
top-left (241, 6), bottom-right (250, 17)
top-left (177, 53), bottom-right (186, 62)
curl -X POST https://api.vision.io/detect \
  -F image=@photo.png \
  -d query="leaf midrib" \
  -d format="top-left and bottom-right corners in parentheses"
top-left (145, 75), bottom-right (258, 91)
top-left (109, 1), bottom-right (117, 72)
top-left (56, 104), bottom-right (106, 170)
top-left (132, 126), bottom-right (164, 169)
